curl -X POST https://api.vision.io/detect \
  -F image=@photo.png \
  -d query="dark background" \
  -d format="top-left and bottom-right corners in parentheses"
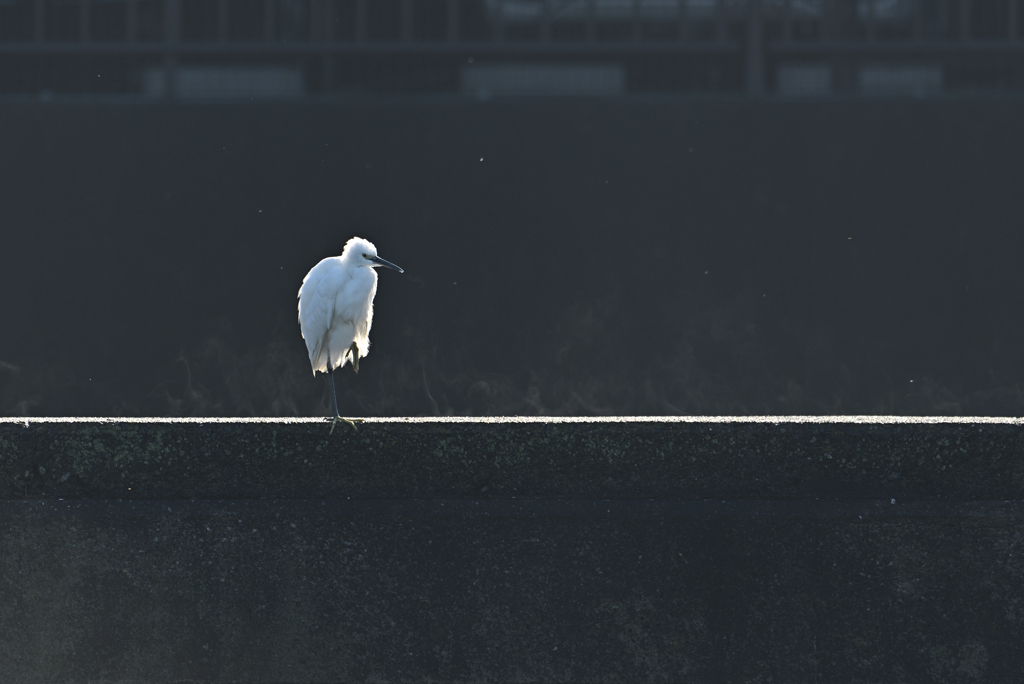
top-left (2, 100), bottom-right (1023, 417)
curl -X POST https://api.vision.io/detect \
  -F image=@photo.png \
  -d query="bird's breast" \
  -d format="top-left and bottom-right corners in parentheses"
top-left (334, 268), bottom-right (377, 322)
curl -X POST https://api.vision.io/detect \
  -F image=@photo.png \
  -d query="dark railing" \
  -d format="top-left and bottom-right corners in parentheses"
top-left (0, 0), bottom-right (1022, 97)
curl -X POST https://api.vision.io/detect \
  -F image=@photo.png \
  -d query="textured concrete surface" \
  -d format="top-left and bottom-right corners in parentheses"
top-left (3, 416), bottom-right (1024, 500)
top-left (2, 418), bottom-right (1024, 682)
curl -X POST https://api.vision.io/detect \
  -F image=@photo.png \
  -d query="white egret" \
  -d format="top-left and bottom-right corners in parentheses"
top-left (298, 237), bottom-right (403, 432)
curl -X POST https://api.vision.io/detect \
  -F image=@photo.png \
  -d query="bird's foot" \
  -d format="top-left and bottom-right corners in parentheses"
top-left (328, 415), bottom-right (361, 435)
top-left (349, 342), bottom-right (361, 374)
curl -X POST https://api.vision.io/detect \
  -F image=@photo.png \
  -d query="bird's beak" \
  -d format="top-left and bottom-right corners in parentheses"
top-left (369, 255), bottom-right (404, 273)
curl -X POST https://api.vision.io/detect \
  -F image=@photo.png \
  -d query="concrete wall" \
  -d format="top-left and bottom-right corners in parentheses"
top-left (2, 102), bottom-right (1024, 417)
top-left (2, 417), bottom-right (1024, 681)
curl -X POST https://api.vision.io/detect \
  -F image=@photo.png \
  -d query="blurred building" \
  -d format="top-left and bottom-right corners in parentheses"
top-left (0, 0), bottom-right (1021, 99)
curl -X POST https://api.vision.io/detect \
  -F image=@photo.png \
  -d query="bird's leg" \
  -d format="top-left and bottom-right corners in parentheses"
top-left (328, 367), bottom-right (340, 417)
top-left (349, 342), bottom-right (361, 374)
top-left (327, 367), bottom-right (358, 435)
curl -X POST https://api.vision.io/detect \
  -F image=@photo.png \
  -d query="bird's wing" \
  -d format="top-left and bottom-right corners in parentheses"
top-left (298, 259), bottom-right (349, 373)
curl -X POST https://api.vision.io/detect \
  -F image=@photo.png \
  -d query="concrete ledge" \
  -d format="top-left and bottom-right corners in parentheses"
top-left (3, 416), bottom-right (1024, 500)
top-left (2, 417), bottom-right (1024, 682)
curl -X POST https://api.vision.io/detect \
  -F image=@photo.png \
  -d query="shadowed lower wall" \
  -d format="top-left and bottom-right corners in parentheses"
top-left (1, 417), bottom-right (1023, 682)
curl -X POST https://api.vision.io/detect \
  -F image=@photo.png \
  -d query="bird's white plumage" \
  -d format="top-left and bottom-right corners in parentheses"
top-left (297, 237), bottom-right (381, 374)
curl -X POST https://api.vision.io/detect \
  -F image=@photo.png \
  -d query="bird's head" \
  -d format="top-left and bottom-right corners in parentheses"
top-left (342, 237), bottom-right (404, 273)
